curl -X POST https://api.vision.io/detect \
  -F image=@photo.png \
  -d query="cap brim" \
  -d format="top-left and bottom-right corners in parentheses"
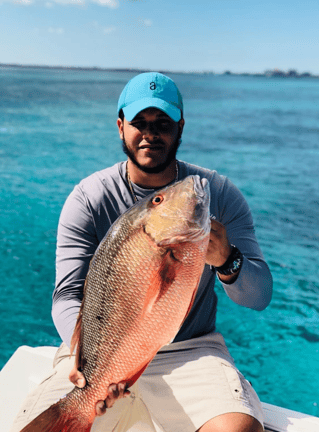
top-left (122, 98), bottom-right (181, 122)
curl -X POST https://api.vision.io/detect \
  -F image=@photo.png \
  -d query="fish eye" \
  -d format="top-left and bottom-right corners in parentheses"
top-left (152, 195), bottom-right (164, 205)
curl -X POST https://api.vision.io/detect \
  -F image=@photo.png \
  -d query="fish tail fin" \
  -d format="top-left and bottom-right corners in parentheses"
top-left (20, 401), bottom-right (93, 432)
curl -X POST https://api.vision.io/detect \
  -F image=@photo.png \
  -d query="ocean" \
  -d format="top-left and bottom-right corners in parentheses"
top-left (1, 66), bottom-right (318, 417)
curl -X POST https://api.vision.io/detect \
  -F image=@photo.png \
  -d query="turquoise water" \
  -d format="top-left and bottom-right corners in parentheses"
top-left (1, 67), bottom-right (318, 416)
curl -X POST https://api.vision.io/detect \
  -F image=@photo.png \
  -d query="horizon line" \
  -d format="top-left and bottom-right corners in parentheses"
top-left (1, 62), bottom-right (318, 78)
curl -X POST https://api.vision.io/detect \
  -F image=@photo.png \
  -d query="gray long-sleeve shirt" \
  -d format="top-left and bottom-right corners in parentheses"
top-left (52, 160), bottom-right (273, 347)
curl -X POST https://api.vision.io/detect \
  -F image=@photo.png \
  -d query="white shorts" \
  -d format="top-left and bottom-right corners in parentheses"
top-left (11, 332), bottom-right (264, 432)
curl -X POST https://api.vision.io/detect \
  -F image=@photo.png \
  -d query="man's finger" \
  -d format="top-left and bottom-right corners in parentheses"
top-left (118, 382), bottom-right (126, 397)
top-left (108, 383), bottom-right (117, 397)
top-left (95, 382), bottom-right (133, 416)
top-left (112, 384), bottom-right (120, 399)
top-left (210, 219), bottom-right (225, 232)
top-left (69, 367), bottom-right (86, 388)
top-left (96, 400), bottom-right (107, 416)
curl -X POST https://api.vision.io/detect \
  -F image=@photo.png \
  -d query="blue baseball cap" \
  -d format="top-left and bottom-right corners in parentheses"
top-left (117, 72), bottom-right (183, 122)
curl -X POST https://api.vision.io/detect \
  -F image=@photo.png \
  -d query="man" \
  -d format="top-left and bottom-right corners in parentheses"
top-left (11, 72), bottom-right (272, 432)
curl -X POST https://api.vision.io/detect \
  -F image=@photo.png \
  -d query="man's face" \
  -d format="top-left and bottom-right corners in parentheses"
top-left (117, 108), bottom-right (184, 174)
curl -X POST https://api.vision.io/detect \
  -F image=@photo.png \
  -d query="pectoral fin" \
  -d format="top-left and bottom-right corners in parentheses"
top-left (143, 250), bottom-right (181, 314)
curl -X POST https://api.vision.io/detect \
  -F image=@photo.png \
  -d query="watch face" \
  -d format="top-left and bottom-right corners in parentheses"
top-left (233, 259), bottom-right (242, 271)
top-left (215, 246), bottom-right (243, 275)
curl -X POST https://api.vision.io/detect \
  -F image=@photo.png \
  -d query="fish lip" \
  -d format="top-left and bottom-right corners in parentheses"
top-left (143, 223), bottom-right (207, 248)
top-left (192, 176), bottom-right (211, 231)
top-left (193, 176), bottom-right (209, 198)
top-left (157, 228), bottom-right (208, 247)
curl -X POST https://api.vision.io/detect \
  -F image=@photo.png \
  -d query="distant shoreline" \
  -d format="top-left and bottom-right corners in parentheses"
top-left (0, 63), bottom-right (318, 79)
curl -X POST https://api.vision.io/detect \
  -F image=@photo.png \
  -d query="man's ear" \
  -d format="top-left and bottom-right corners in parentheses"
top-left (117, 118), bottom-right (124, 140)
top-left (178, 118), bottom-right (185, 136)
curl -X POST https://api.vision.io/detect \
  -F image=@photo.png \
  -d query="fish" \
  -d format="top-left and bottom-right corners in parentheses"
top-left (20, 175), bottom-right (211, 432)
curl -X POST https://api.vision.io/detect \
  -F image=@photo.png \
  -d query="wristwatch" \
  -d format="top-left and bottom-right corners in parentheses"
top-left (214, 245), bottom-right (243, 276)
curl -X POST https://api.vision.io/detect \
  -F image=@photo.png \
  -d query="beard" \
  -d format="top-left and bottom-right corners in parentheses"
top-left (121, 135), bottom-right (182, 174)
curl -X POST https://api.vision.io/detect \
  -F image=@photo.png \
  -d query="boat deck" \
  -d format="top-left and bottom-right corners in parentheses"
top-left (1, 346), bottom-right (318, 432)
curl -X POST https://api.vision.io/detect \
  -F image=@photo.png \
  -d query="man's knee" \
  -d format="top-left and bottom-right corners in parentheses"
top-left (10, 352), bottom-right (74, 432)
top-left (196, 412), bottom-right (263, 432)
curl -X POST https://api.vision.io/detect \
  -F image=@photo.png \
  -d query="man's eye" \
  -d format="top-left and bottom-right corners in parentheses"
top-left (130, 119), bottom-right (173, 132)
top-left (131, 121), bottom-right (145, 129)
top-left (157, 121), bottom-right (171, 130)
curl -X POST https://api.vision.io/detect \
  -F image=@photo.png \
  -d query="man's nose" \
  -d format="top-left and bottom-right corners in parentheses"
top-left (142, 122), bottom-right (159, 139)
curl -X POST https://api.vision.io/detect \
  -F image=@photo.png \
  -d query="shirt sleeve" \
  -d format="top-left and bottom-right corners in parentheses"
top-left (52, 185), bottom-right (99, 347)
top-left (216, 177), bottom-right (273, 311)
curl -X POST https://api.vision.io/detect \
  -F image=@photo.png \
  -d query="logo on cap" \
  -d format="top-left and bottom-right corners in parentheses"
top-left (150, 82), bottom-right (156, 90)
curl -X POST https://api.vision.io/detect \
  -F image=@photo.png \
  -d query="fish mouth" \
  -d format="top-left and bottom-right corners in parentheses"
top-left (157, 227), bottom-right (209, 247)
top-left (193, 175), bottom-right (211, 233)
top-left (194, 176), bottom-right (209, 198)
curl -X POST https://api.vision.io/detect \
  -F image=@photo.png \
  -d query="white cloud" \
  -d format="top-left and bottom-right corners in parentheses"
top-left (13, 0), bottom-right (33, 5)
top-left (92, 0), bottom-right (118, 7)
top-left (53, 0), bottom-right (85, 5)
top-left (48, 27), bottom-right (64, 34)
top-left (143, 19), bottom-right (152, 27)
top-left (87, 21), bottom-right (116, 34)
top-left (1, 0), bottom-right (119, 6)
top-left (103, 26), bottom-right (116, 34)
top-left (90, 20), bottom-right (99, 28)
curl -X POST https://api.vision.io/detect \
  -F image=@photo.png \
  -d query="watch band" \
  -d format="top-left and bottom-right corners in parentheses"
top-left (214, 245), bottom-right (243, 276)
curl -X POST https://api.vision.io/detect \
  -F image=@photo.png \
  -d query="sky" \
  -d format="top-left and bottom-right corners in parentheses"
top-left (0, 0), bottom-right (319, 74)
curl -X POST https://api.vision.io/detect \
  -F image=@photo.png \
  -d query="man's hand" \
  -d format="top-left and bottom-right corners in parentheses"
top-left (206, 219), bottom-right (240, 284)
top-left (206, 219), bottom-right (231, 267)
top-left (69, 365), bottom-right (130, 416)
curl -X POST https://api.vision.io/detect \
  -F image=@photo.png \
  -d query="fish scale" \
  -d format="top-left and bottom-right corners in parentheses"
top-left (20, 175), bottom-right (211, 432)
